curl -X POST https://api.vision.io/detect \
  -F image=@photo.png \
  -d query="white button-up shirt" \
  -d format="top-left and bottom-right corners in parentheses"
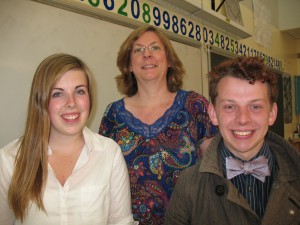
top-left (0, 127), bottom-right (137, 225)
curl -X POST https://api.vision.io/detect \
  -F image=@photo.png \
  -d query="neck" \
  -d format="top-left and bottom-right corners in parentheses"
top-left (133, 86), bottom-right (175, 105)
top-left (49, 132), bottom-right (85, 155)
top-left (138, 78), bottom-right (168, 94)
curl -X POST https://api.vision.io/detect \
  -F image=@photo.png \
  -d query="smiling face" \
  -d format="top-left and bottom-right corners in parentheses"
top-left (48, 69), bottom-right (90, 139)
top-left (208, 76), bottom-right (277, 160)
top-left (130, 31), bottom-right (169, 85)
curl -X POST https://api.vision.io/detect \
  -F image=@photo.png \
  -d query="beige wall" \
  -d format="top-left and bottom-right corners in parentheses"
top-left (0, 0), bottom-right (204, 147)
top-left (1, 0), bottom-right (299, 146)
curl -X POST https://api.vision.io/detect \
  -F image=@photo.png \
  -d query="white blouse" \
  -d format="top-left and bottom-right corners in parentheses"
top-left (0, 127), bottom-right (137, 225)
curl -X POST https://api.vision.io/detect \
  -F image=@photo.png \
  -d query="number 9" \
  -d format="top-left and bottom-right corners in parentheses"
top-left (153, 7), bottom-right (161, 26)
top-left (162, 11), bottom-right (170, 30)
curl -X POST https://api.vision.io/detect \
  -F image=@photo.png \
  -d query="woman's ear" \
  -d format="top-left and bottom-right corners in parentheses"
top-left (208, 103), bottom-right (219, 126)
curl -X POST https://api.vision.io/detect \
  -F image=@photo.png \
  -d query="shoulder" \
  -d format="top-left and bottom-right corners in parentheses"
top-left (103, 99), bottom-right (124, 116)
top-left (109, 98), bottom-right (124, 108)
top-left (267, 131), bottom-right (299, 157)
top-left (187, 91), bottom-right (209, 103)
top-left (183, 161), bottom-right (200, 176)
top-left (179, 90), bottom-right (210, 114)
top-left (0, 139), bottom-right (19, 159)
top-left (176, 161), bottom-right (201, 187)
top-left (267, 131), bottom-right (300, 172)
top-left (178, 90), bottom-right (209, 105)
top-left (0, 139), bottom-right (20, 173)
top-left (83, 127), bottom-right (120, 154)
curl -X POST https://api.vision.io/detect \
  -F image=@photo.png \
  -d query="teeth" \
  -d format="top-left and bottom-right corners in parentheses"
top-left (63, 114), bottom-right (78, 120)
top-left (234, 131), bottom-right (251, 136)
top-left (143, 65), bottom-right (156, 68)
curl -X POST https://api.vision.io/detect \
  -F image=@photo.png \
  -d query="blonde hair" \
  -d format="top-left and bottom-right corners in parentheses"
top-left (116, 25), bottom-right (185, 96)
top-left (8, 53), bottom-right (95, 221)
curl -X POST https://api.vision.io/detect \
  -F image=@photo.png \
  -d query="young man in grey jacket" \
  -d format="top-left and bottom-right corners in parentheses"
top-left (165, 56), bottom-right (300, 225)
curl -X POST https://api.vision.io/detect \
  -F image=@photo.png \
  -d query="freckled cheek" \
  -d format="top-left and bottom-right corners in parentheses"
top-left (79, 98), bottom-right (90, 112)
top-left (217, 112), bottom-right (234, 122)
top-left (48, 101), bottom-right (62, 114)
top-left (217, 115), bottom-right (236, 128)
top-left (47, 105), bottom-right (60, 125)
top-left (84, 102), bottom-right (90, 112)
top-left (51, 97), bottom-right (68, 107)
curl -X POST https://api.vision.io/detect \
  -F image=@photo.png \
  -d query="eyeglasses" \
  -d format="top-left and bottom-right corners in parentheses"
top-left (132, 44), bottom-right (163, 54)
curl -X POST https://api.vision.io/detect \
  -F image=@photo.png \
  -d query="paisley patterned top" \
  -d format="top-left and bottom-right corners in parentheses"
top-left (99, 90), bottom-right (218, 225)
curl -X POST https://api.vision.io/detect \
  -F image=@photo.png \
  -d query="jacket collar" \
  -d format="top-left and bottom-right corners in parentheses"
top-left (199, 131), bottom-right (300, 183)
top-left (199, 132), bottom-right (223, 176)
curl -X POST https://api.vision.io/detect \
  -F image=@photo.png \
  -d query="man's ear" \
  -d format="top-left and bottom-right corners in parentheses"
top-left (268, 102), bottom-right (278, 126)
top-left (208, 103), bottom-right (219, 126)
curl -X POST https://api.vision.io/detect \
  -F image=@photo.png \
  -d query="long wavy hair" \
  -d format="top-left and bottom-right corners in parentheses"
top-left (116, 25), bottom-right (185, 96)
top-left (209, 56), bottom-right (278, 105)
top-left (8, 53), bottom-right (95, 221)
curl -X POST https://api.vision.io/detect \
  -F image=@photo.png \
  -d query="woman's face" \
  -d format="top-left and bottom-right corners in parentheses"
top-left (48, 69), bottom-right (90, 139)
top-left (130, 31), bottom-right (170, 85)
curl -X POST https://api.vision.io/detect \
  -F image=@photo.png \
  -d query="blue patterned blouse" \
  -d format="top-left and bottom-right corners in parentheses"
top-left (99, 90), bottom-right (218, 225)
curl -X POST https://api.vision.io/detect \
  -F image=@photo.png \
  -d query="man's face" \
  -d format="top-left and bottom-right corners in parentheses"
top-left (208, 76), bottom-right (277, 160)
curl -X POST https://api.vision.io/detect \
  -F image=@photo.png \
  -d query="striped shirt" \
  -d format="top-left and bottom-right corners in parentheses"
top-left (221, 141), bottom-right (276, 218)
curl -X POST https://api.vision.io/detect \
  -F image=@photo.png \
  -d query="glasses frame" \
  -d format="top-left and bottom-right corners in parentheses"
top-left (132, 44), bottom-right (163, 55)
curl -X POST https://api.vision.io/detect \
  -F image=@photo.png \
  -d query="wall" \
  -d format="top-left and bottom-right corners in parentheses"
top-left (0, 0), bottom-right (203, 147)
top-left (1, 0), bottom-right (299, 146)
top-left (278, 0), bottom-right (300, 31)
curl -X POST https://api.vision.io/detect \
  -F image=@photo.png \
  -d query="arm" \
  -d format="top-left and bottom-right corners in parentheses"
top-left (0, 145), bottom-right (16, 225)
top-left (108, 145), bottom-right (137, 225)
top-left (165, 169), bottom-right (191, 225)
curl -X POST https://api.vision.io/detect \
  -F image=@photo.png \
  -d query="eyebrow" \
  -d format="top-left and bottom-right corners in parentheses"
top-left (52, 85), bottom-right (87, 91)
top-left (133, 41), bottom-right (159, 47)
top-left (219, 99), bottom-right (266, 103)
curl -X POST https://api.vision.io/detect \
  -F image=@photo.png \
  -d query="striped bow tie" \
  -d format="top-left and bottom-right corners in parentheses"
top-left (226, 155), bottom-right (270, 182)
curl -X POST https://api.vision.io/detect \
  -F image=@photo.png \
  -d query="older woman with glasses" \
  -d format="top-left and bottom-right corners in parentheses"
top-left (99, 25), bottom-right (217, 225)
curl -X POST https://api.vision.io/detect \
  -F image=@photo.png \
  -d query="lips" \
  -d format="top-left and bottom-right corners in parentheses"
top-left (142, 64), bottom-right (157, 69)
top-left (62, 113), bottom-right (79, 121)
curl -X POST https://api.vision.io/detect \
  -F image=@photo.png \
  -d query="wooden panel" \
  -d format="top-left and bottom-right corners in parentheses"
top-left (295, 76), bottom-right (300, 114)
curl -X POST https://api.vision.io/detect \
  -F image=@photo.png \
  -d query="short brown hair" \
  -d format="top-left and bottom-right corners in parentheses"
top-left (116, 25), bottom-right (185, 96)
top-left (208, 56), bottom-right (278, 105)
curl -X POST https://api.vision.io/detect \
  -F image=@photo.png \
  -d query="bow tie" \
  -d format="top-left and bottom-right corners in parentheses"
top-left (226, 155), bottom-right (270, 182)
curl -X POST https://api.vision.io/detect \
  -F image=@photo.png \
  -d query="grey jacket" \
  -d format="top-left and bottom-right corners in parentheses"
top-left (165, 131), bottom-right (300, 225)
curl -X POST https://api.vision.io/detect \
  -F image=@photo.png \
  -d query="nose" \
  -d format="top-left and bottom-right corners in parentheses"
top-left (143, 47), bottom-right (152, 58)
top-left (66, 94), bottom-right (76, 108)
top-left (236, 107), bottom-right (251, 125)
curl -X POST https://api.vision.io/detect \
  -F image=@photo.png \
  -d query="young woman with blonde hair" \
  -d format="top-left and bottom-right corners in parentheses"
top-left (0, 53), bottom-right (135, 225)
